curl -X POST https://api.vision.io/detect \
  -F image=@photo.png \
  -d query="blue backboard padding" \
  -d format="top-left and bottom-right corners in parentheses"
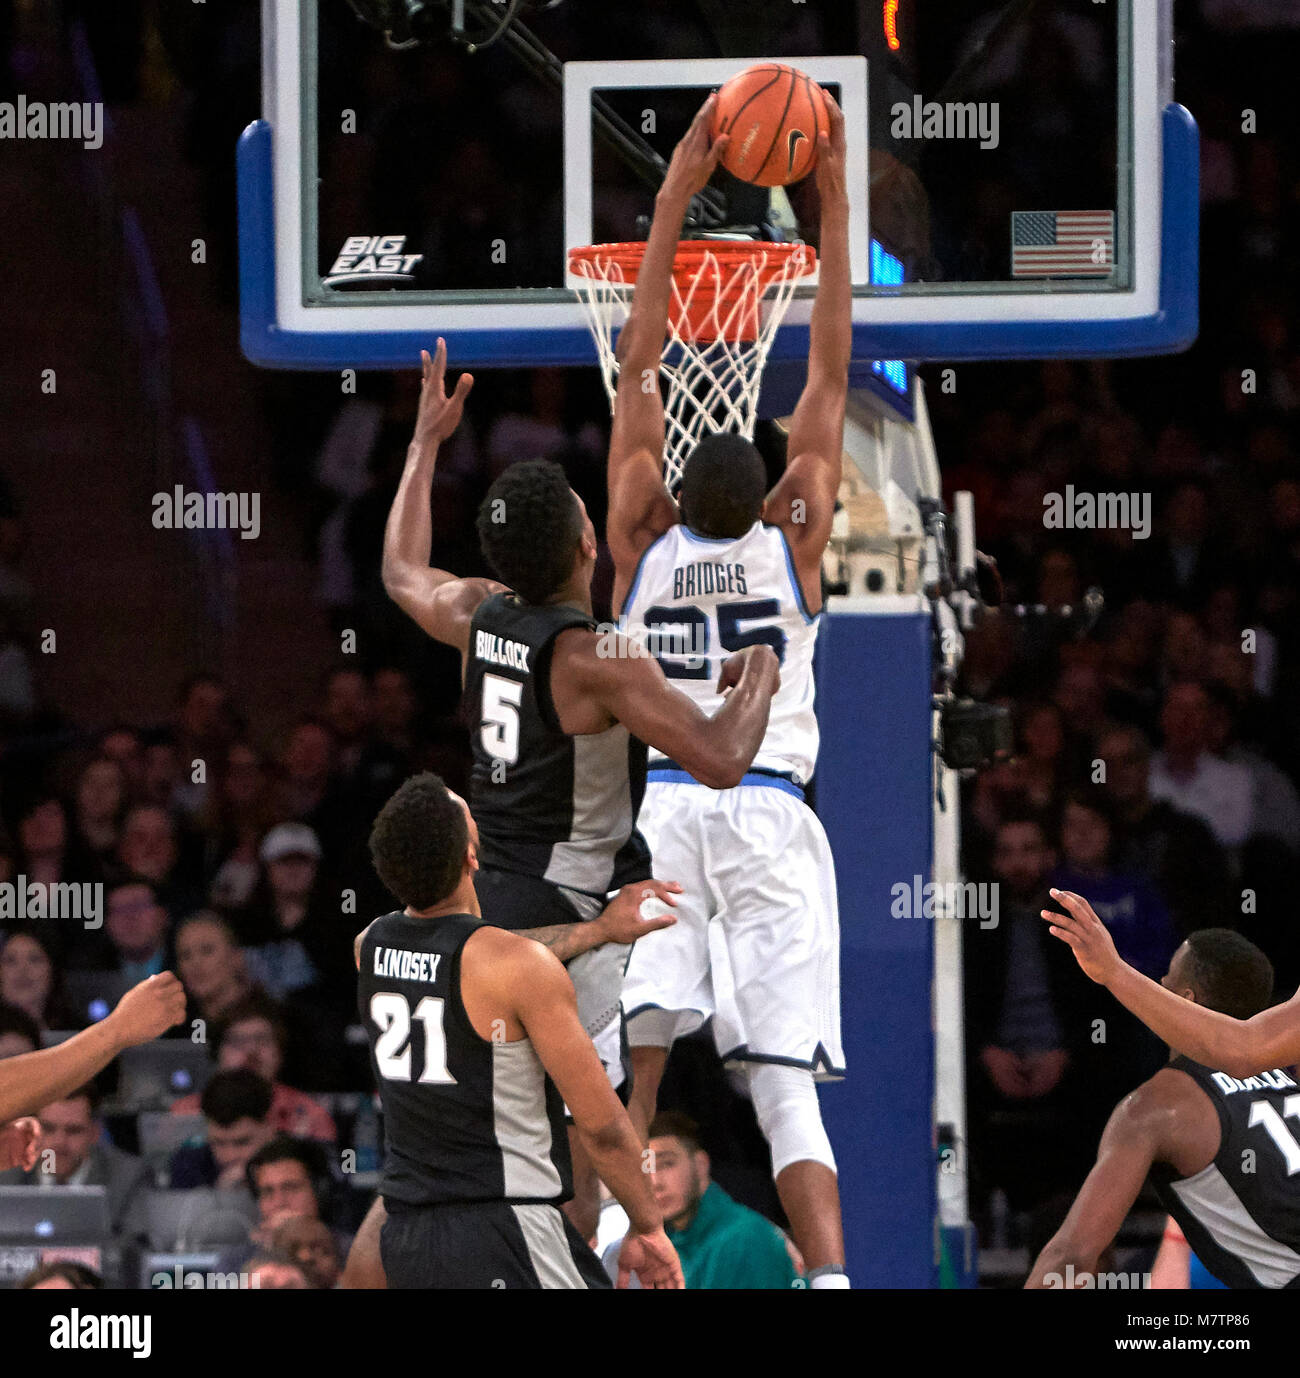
top-left (815, 608), bottom-right (936, 1287)
top-left (239, 103), bottom-right (1198, 370)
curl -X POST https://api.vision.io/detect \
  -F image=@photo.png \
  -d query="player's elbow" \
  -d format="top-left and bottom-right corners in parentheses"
top-left (680, 746), bottom-right (745, 791)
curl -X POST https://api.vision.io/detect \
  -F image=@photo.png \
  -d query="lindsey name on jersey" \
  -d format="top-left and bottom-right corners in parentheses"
top-left (371, 946), bottom-right (442, 984)
top-left (671, 560), bottom-right (748, 600)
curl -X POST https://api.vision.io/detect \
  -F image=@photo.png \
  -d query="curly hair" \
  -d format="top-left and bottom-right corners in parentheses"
top-left (475, 459), bottom-right (583, 604)
top-left (368, 772), bottom-right (469, 910)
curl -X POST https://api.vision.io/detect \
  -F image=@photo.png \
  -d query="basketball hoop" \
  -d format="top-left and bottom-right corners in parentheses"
top-left (568, 239), bottom-right (816, 493)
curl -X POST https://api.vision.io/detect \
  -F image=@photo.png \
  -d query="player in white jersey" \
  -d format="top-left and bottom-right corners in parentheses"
top-left (606, 94), bottom-right (850, 1287)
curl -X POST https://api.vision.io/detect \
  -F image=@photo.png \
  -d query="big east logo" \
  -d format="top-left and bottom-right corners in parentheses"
top-left (325, 235), bottom-right (423, 288)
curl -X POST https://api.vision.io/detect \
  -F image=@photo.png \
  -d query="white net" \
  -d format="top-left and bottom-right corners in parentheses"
top-left (569, 241), bottom-right (815, 493)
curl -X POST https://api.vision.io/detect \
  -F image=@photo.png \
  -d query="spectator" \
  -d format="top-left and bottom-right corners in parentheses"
top-left (170, 997), bottom-right (336, 1143)
top-left (272, 1214), bottom-right (342, 1289)
top-left (169, 1068), bottom-right (275, 1191)
top-left (964, 813), bottom-right (1099, 1212)
top-left (1204, 681), bottom-right (1300, 853)
top-left (1148, 681), bottom-right (1255, 849)
top-left (18, 1261), bottom-right (104, 1290)
top-left (0, 1082), bottom-right (150, 1237)
top-left (240, 824), bottom-right (345, 1008)
top-left (95, 880), bottom-right (172, 986)
top-left (97, 727), bottom-right (147, 804)
top-left (319, 668), bottom-right (371, 782)
top-left (174, 911), bottom-right (256, 1024)
top-left (113, 803), bottom-right (203, 917)
top-left (0, 1000), bottom-right (39, 1058)
top-left (71, 756), bottom-right (126, 872)
top-left (0, 927), bottom-right (73, 1032)
top-left (171, 675), bottom-right (239, 825)
top-left (201, 741), bottom-right (274, 914)
top-left (244, 1252), bottom-right (312, 1289)
top-left (1095, 722), bottom-right (1235, 935)
top-left (244, 1135), bottom-right (347, 1259)
top-left (609, 1112), bottom-right (798, 1289)
top-left (1051, 791), bottom-right (1178, 980)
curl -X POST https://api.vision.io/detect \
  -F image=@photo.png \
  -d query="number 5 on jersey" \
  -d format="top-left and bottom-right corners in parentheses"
top-left (480, 673), bottom-right (523, 765)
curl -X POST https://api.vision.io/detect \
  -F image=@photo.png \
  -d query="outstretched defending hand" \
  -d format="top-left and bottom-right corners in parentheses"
top-left (107, 972), bottom-right (188, 1048)
top-left (814, 91), bottom-right (847, 207)
top-left (659, 94), bottom-right (729, 208)
top-left (1041, 888), bottom-right (1124, 986)
top-left (415, 338), bottom-right (475, 448)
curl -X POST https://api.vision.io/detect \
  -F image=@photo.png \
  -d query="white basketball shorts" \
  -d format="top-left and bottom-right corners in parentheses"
top-left (623, 777), bottom-right (844, 1080)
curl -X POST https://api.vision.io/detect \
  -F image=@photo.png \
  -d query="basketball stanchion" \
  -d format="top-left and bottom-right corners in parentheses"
top-left (568, 239), bottom-right (816, 493)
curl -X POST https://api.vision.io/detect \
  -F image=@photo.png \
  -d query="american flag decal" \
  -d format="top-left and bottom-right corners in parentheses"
top-left (1011, 210), bottom-right (1115, 278)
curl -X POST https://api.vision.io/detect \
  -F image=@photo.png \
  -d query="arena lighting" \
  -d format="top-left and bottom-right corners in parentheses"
top-left (883, 0), bottom-right (901, 51)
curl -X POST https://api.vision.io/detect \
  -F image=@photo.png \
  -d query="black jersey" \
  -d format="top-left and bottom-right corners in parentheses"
top-left (465, 592), bottom-right (650, 895)
top-left (358, 910), bottom-right (571, 1208)
top-left (1151, 1058), bottom-right (1300, 1288)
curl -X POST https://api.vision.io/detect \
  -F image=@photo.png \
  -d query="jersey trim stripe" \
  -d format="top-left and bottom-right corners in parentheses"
top-left (617, 528), bottom-right (672, 619)
top-left (645, 765), bottom-right (806, 800)
top-left (1170, 1164), bottom-right (1300, 1288)
top-left (773, 524), bottom-right (819, 625)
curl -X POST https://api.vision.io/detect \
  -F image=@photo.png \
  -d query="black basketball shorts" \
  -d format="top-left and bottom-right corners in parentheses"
top-left (380, 1199), bottom-right (612, 1290)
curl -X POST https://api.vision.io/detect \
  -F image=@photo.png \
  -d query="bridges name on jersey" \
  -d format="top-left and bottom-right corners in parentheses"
top-left (621, 523), bottom-right (820, 784)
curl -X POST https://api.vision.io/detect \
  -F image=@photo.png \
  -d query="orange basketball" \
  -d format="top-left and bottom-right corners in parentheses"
top-left (711, 63), bottom-right (829, 188)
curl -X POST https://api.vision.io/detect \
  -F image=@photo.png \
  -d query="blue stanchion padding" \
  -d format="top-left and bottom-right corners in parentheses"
top-left (815, 606), bottom-right (936, 1287)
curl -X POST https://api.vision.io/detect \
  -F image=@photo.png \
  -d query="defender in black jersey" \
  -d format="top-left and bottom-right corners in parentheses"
top-left (1027, 929), bottom-right (1300, 1289)
top-left (381, 338), bottom-right (779, 1236)
top-left (356, 774), bottom-right (681, 1289)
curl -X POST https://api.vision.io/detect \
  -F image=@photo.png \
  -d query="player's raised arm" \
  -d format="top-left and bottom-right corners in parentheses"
top-left (381, 339), bottom-right (503, 652)
top-left (554, 629), bottom-right (779, 790)
top-left (492, 935), bottom-right (683, 1289)
top-left (765, 94), bottom-right (850, 593)
top-left (1044, 889), bottom-right (1300, 1077)
top-left (607, 98), bottom-right (728, 599)
top-left (0, 973), bottom-right (186, 1124)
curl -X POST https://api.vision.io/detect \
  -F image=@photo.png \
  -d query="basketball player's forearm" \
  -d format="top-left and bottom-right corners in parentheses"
top-left (808, 201), bottom-right (851, 384)
top-left (1107, 964), bottom-right (1290, 1077)
top-left (0, 1019), bottom-right (124, 1122)
top-left (618, 189), bottom-right (690, 375)
top-left (382, 442), bottom-right (454, 594)
top-left (710, 662), bottom-right (777, 778)
top-left (578, 1117), bottom-right (661, 1235)
top-left (517, 923), bottom-right (605, 964)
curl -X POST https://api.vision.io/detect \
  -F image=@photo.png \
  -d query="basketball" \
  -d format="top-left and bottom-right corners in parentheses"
top-left (710, 63), bottom-right (829, 187)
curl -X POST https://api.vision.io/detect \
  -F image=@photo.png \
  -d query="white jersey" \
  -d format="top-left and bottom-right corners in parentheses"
top-left (620, 521), bottom-right (820, 782)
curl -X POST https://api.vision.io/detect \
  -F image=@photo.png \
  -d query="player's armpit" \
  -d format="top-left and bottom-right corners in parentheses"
top-left (1024, 1085), bottom-right (1171, 1288)
top-left (386, 575), bottom-right (504, 654)
top-left (606, 446), bottom-right (678, 602)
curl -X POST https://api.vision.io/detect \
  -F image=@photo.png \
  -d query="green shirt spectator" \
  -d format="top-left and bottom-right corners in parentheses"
top-left (667, 1179), bottom-right (799, 1289)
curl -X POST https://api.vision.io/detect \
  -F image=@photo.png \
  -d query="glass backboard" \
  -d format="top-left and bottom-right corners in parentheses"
top-left (239, 0), bottom-right (1197, 369)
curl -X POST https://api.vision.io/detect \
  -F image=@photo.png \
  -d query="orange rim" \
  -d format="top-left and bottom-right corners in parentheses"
top-left (569, 240), bottom-right (816, 343)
